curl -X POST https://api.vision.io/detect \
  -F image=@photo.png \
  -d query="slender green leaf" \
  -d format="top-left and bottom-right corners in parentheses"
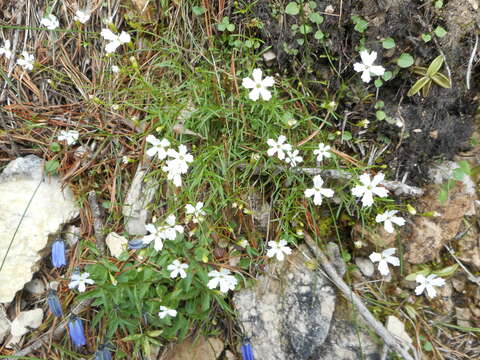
top-left (407, 77), bottom-right (430, 96)
top-left (426, 55), bottom-right (444, 76)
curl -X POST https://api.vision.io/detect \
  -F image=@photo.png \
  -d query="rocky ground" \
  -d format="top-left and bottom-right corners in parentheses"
top-left (0, 0), bottom-right (480, 359)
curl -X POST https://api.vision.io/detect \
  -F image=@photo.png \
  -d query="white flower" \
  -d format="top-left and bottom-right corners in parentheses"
top-left (167, 260), bottom-right (189, 279)
top-left (58, 130), bottom-right (79, 145)
top-left (146, 135), bottom-right (170, 159)
top-left (304, 175), bottom-right (334, 206)
top-left (100, 29), bottom-right (131, 54)
top-left (242, 68), bottom-right (274, 101)
top-left (158, 306), bottom-right (177, 319)
top-left (157, 214), bottom-right (184, 241)
top-left (207, 268), bottom-right (238, 293)
top-left (267, 135), bottom-right (292, 160)
top-left (162, 145), bottom-right (194, 187)
top-left (284, 149), bottom-right (303, 167)
top-left (122, 155), bottom-right (130, 164)
top-left (16, 51), bottom-right (34, 71)
top-left (375, 210), bottom-right (405, 233)
top-left (266, 239), bottom-right (292, 261)
top-left (369, 248), bottom-right (400, 276)
top-left (74, 10), bottom-right (91, 24)
top-left (353, 50), bottom-right (385, 83)
top-left (0, 40), bottom-right (12, 59)
top-left (111, 65), bottom-right (120, 73)
top-left (313, 143), bottom-right (331, 162)
top-left (351, 172), bottom-right (389, 207)
top-left (68, 272), bottom-right (94, 292)
top-left (142, 223), bottom-right (164, 251)
top-left (415, 274), bottom-right (446, 298)
top-left (185, 202), bottom-right (206, 223)
top-left (40, 14), bottom-right (59, 30)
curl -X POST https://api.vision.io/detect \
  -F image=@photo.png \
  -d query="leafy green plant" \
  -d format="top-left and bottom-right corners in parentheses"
top-left (438, 161), bottom-right (471, 203)
top-left (217, 17), bottom-right (235, 32)
top-left (397, 53), bottom-right (414, 68)
top-left (351, 15), bottom-right (368, 33)
top-left (407, 55), bottom-right (451, 97)
top-left (285, 1), bottom-right (300, 15)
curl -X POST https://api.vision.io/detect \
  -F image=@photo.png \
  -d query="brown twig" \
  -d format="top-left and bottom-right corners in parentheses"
top-left (303, 232), bottom-right (416, 360)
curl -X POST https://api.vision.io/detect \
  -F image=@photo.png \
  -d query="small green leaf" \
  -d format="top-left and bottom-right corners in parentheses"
top-left (431, 72), bottom-right (451, 88)
top-left (375, 100), bottom-right (385, 109)
top-left (433, 264), bottom-right (458, 277)
top-left (299, 24), bottom-right (312, 34)
top-left (434, 26), bottom-right (447, 38)
top-left (308, 1), bottom-right (317, 9)
top-left (426, 55), bottom-right (444, 77)
top-left (397, 53), bottom-right (414, 68)
top-left (382, 37), bottom-right (395, 49)
top-left (405, 269), bottom-right (430, 281)
top-left (45, 159), bottom-right (60, 174)
top-left (423, 341), bottom-right (433, 352)
top-left (314, 30), bottom-right (325, 40)
top-left (407, 77), bottom-right (430, 96)
top-left (50, 142), bottom-right (61, 152)
top-left (421, 33), bottom-right (432, 42)
top-left (296, 38), bottom-right (305, 45)
top-left (382, 71), bottom-right (393, 81)
top-left (351, 15), bottom-right (368, 33)
top-left (285, 2), bottom-right (300, 15)
top-left (227, 23), bottom-right (235, 32)
top-left (309, 12), bottom-right (324, 24)
top-left (376, 110), bottom-right (386, 120)
top-left (342, 131), bottom-right (352, 141)
top-left (435, 0), bottom-right (444, 8)
top-left (192, 6), bottom-right (205, 16)
top-left (374, 78), bottom-right (383, 88)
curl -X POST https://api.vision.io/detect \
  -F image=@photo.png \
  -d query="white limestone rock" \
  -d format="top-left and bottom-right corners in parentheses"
top-left (9, 308), bottom-right (43, 346)
top-left (0, 155), bottom-right (79, 303)
top-left (105, 232), bottom-right (128, 258)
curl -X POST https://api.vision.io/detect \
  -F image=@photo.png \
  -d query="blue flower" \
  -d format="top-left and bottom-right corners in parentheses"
top-left (68, 316), bottom-right (86, 347)
top-left (95, 343), bottom-right (113, 360)
top-left (128, 239), bottom-right (148, 250)
top-left (241, 341), bottom-right (255, 360)
top-left (47, 290), bottom-right (63, 317)
top-left (51, 240), bottom-right (66, 268)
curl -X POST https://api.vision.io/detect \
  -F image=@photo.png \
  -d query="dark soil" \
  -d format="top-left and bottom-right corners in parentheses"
top-left (247, 0), bottom-right (480, 185)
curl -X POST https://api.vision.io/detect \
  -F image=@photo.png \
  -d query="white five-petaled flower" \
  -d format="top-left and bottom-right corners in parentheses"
top-left (145, 135), bottom-right (170, 159)
top-left (40, 14), bottom-right (59, 30)
top-left (142, 223), bottom-right (164, 251)
top-left (266, 239), bottom-right (292, 261)
top-left (16, 51), bottom-right (34, 71)
top-left (162, 145), bottom-right (194, 187)
top-left (304, 175), bottom-right (334, 206)
top-left (100, 29), bottom-right (131, 54)
top-left (369, 248), bottom-right (400, 276)
top-left (157, 214), bottom-right (184, 241)
top-left (68, 272), bottom-right (95, 292)
top-left (58, 130), bottom-right (79, 145)
top-left (74, 10), bottom-right (91, 24)
top-left (185, 202), bottom-right (206, 223)
top-left (313, 143), bottom-right (332, 162)
top-left (0, 40), bottom-right (12, 59)
top-left (111, 65), bottom-right (120, 73)
top-left (167, 260), bottom-right (189, 279)
top-left (158, 306), bottom-right (177, 319)
top-left (415, 274), bottom-right (446, 298)
top-left (351, 172), bottom-right (389, 207)
top-left (207, 268), bottom-right (238, 293)
top-left (267, 135), bottom-right (292, 160)
top-left (284, 149), bottom-right (303, 167)
top-left (242, 68), bottom-right (274, 101)
top-left (353, 50), bottom-right (385, 83)
top-left (375, 210), bottom-right (405, 233)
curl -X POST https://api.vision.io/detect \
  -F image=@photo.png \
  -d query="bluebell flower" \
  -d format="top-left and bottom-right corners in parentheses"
top-left (68, 316), bottom-right (86, 347)
top-left (95, 343), bottom-right (113, 360)
top-left (128, 239), bottom-right (148, 250)
top-left (241, 341), bottom-right (255, 360)
top-left (47, 290), bottom-right (63, 317)
top-left (51, 240), bottom-right (66, 268)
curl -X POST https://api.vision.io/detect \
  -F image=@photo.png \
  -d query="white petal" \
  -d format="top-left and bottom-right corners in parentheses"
top-left (358, 173), bottom-right (372, 186)
top-left (252, 68), bottom-right (263, 82)
top-left (386, 256), bottom-right (400, 267)
top-left (371, 173), bottom-right (385, 186)
top-left (248, 88), bottom-right (261, 101)
top-left (146, 147), bottom-right (158, 157)
top-left (304, 188), bottom-right (315, 198)
top-left (313, 193), bottom-right (323, 205)
top-left (262, 76), bottom-right (274, 87)
top-left (353, 62), bottom-right (366, 73)
top-left (361, 50), bottom-right (376, 66)
top-left (369, 252), bottom-right (382, 263)
top-left (378, 260), bottom-right (390, 276)
top-left (105, 41), bottom-right (120, 53)
top-left (320, 188), bottom-right (334, 198)
top-left (242, 77), bottom-right (255, 89)
top-left (351, 185), bottom-right (366, 198)
top-left (429, 276), bottom-right (446, 287)
top-left (391, 216), bottom-right (406, 227)
top-left (361, 191), bottom-right (374, 207)
top-left (259, 88), bottom-right (272, 101)
top-left (425, 285), bottom-right (437, 298)
top-left (415, 283), bottom-right (426, 296)
top-left (118, 31), bottom-right (131, 43)
top-left (370, 65), bottom-right (385, 76)
top-left (361, 70), bottom-right (372, 83)
top-left (372, 187), bottom-right (389, 198)
top-left (101, 28), bottom-right (117, 41)
top-left (384, 220), bottom-right (394, 233)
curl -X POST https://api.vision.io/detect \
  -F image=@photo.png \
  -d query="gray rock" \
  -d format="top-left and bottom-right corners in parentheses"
top-left (0, 305), bottom-right (10, 344)
top-left (233, 247), bottom-right (336, 360)
top-left (0, 155), bottom-right (79, 303)
top-left (122, 165), bottom-right (158, 235)
top-left (24, 278), bottom-right (46, 295)
top-left (355, 257), bottom-right (375, 278)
